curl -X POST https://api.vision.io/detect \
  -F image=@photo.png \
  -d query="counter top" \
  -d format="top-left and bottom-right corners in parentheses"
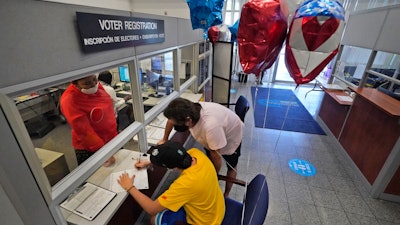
top-left (349, 87), bottom-right (400, 117)
top-left (323, 88), bottom-right (353, 106)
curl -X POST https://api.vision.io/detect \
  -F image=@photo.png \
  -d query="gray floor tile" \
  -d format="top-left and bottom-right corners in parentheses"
top-left (289, 201), bottom-right (321, 225)
top-left (265, 200), bottom-right (291, 224)
top-left (336, 193), bottom-right (373, 216)
top-left (364, 197), bottom-right (400, 223)
top-left (316, 206), bottom-right (351, 225)
top-left (285, 181), bottom-right (314, 205)
top-left (346, 213), bottom-right (381, 225)
top-left (310, 186), bottom-right (342, 210)
top-left (306, 172), bottom-right (334, 191)
top-left (328, 175), bottom-right (360, 195)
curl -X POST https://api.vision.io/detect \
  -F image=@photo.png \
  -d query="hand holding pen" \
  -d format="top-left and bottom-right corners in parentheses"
top-left (134, 154), bottom-right (151, 169)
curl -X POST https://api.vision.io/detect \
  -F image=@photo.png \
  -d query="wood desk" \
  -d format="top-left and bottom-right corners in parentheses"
top-left (14, 88), bottom-right (59, 122)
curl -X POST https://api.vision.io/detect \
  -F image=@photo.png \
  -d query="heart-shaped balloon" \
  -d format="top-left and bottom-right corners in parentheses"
top-left (238, 0), bottom-right (288, 77)
top-left (302, 17), bottom-right (340, 51)
top-left (285, 0), bottom-right (345, 85)
top-left (208, 26), bottom-right (220, 43)
top-left (208, 24), bottom-right (232, 43)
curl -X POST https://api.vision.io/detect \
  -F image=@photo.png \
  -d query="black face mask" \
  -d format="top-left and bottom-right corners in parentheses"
top-left (174, 124), bottom-right (189, 132)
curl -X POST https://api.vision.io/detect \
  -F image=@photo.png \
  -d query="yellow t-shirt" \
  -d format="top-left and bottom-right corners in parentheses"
top-left (157, 148), bottom-right (225, 225)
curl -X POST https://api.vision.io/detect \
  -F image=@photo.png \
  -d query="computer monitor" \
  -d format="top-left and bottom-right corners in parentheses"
top-left (139, 68), bottom-right (143, 85)
top-left (151, 57), bottom-right (162, 73)
top-left (119, 66), bottom-right (130, 83)
top-left (146, 69), bottom-right (160, 89)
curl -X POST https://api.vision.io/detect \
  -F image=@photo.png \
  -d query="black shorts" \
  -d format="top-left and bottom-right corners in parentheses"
top-left (206, 143), bottom-right (241, 170)
top-left (75, 149), bottom-right (95, 165)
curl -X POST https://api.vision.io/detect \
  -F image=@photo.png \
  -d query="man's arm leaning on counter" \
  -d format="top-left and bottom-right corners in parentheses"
top-left (157, 119), bottom-right (174, 145)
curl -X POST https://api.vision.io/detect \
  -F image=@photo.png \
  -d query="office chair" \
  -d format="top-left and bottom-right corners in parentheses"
top-left (174, 174), bottom-right (269, 225)
top-left (234, 95), bottom-right (250, 122)
top-left (220, 174), bottom-right (269, 225)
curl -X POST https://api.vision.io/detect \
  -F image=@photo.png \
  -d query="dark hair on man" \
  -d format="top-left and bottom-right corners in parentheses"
top-left (98, 70), bottom-right (113, 85)
top-left (163, 98), bottom-right (201, 124)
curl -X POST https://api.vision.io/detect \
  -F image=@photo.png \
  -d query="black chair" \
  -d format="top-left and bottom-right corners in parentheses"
top-left (220, 174), bottom-right (270, 225)
top-left (234, 95), bottom-right (250, 122)
top-left (377, 86), bottom-right (400, 101)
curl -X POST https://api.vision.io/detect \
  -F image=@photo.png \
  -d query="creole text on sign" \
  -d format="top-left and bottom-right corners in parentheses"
top-left (76, 12), bottom-right (165, 53)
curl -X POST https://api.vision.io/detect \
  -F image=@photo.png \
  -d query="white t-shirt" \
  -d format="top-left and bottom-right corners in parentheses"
top-left (100, 82), bottom-right (125, 117)
top-left (190, 102), bottom-right (244, 155)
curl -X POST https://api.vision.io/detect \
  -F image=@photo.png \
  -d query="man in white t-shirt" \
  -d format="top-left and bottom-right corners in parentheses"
top-left (98, 71), bottom-right (127, 117)
top-left (158, 97), bottom-right (244, 197)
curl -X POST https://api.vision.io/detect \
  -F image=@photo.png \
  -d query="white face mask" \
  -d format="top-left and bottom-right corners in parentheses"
top-left (81, 83), bottom-right (98, 94)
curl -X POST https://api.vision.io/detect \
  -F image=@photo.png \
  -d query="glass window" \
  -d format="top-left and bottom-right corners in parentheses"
top-left (180, 45), bottom-right (194, 85)
top-left (370, 51), bottom-right (399, 76)
top-left (226, 0), bottom-right (232, 10)
top-left (334, 46), bottom-right (372, 86)
top-left (139, 52), bottom-right (175, 112)
top-left (234, 0), bottom-right (241, 10)
top-left (233, 12), bottom-right (240, 23)
top-left (199, 56), bottom-right (210, 86)
top-left (368, 51), bottom-right (400, 90)
top-left (15, 66), bottom-right (141, 186)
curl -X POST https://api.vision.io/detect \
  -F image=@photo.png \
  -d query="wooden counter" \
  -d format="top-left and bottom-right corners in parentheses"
top-left (318, 89), bottom-right (352, 138)
top-left (339, 87), bottom-right (400, 200)
top-left (349, 87), bottom-right (400, 116)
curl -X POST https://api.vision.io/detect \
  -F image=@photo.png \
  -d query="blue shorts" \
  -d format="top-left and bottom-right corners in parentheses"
top-left (155, 208), bottom-right (187, 225)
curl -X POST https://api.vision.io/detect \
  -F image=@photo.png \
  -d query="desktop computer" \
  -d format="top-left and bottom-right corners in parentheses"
top-left (25, 118), bottom-right (55, 138)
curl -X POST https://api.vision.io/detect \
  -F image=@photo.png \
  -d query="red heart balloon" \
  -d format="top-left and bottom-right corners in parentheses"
top-left (208, 26), bottom-right (220, 43)
top-left (238, 0), bottom-right (287, 77)
top-left (302, 17), bottom-right (340, 51)
top-left (285, 16), bottom-right (343, 85)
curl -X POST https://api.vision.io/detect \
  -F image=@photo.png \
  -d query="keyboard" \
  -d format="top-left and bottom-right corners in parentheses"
top-left (126, 97), bottom-right (149, 104)
top-left (116, 91), bottom-right (131, 98)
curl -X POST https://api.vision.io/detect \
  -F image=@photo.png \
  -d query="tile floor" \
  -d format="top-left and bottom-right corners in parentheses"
top-left (220, 76), bottom-right (400, 225)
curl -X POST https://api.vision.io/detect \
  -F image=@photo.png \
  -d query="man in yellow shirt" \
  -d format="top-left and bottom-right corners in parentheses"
top-left (118, 141), bottom-right (225, 225)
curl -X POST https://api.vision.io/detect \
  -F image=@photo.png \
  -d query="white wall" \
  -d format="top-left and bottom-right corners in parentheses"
top-left (41, 0), bottom-right (190, 19)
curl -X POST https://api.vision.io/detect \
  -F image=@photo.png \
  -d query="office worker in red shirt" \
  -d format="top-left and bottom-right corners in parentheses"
top-left (60, 74), bottom-right (117, 166)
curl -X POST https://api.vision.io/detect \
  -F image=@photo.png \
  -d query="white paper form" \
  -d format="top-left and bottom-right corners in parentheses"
top-left (336, 95), bottom-right (354, 102)
top-left (109, 167), bottom-right (149, 193)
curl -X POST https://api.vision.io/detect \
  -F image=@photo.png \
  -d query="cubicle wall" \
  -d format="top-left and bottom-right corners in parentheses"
top-left (0, 0), bottom-right (202, 94)
top-left (342, 5), bottom-right (400, 55)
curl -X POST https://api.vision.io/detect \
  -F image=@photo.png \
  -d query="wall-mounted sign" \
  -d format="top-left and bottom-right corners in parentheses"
top-left (76, 12), bottom-right (165, 53)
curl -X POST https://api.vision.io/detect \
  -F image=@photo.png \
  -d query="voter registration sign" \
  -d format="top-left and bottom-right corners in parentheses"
top-left (288, 159), bottom-right (316, 176)
top-left (76, 12), bottom-right (165, 53)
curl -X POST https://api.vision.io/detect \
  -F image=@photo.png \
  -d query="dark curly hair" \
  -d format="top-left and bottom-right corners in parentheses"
top-left (163, 98), bottom-right (201, 124)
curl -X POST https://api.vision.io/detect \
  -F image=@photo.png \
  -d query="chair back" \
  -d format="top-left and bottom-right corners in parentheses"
top-left (242, 174), bottom-right (269, 225)
top-left (235, 95), bottom-right (250, 122)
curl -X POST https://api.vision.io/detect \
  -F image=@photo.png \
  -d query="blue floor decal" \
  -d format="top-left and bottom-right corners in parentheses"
top-left (288, 159), bottom-right (316, 176)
